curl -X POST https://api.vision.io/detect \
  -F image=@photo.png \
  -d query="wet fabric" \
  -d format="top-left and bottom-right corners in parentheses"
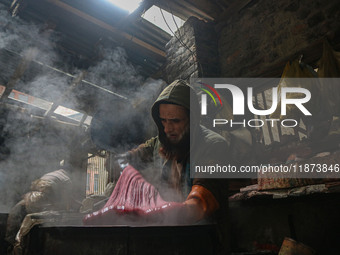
top-left (83, 165), bottom-right (185, 225)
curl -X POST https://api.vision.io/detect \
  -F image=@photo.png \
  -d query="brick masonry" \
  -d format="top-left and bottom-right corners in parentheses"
top-left (164, 17), bottom-right (220, 83)
top-left (164, 0), bottom-right (340, 80)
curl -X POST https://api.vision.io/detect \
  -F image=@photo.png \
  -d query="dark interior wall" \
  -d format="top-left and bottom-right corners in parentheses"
top-left (216, 0), bottom-right (340, 77)
top-left (229, 194), bottom-right (340, 254)
top-left (163, 3), bottom-right (340, 253)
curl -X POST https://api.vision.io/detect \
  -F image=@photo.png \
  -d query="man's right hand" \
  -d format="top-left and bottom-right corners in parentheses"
top-left (114, 153), bottom-right (129, 172)
top-left (105, 152), bottom-right (130, 181)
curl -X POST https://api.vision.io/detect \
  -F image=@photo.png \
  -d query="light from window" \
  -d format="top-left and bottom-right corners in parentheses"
top-left (106, 0), bottom-right (142, 13)
top-left (142, 5), bottom-right (185, 35)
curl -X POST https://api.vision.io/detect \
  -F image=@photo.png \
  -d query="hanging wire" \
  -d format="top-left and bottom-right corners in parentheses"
top-left (158, 5), bottom-right (204, 78)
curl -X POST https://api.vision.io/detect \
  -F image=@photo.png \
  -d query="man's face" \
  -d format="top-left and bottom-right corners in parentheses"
top-left (159, 104), bottom-right (189, 144)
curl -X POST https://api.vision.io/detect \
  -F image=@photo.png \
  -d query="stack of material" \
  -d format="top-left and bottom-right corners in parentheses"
top-left (258, 150), bottom-right (340, 190)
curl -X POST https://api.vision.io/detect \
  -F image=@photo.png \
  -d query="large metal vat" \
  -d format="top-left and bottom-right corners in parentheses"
top-left (26, 223), bottom-right (218, 255)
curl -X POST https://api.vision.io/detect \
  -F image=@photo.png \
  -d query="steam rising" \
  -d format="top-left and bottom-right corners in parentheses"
top-left (86, 47), bottom-right (143, 92)
top-left (0, 4), bottom-right (66, 211)
top-left (0, 2), bottom-right (166, 216)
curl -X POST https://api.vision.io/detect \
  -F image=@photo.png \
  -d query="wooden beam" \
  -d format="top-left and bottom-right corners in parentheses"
top-left (46, 0), bottom-right (166, 59)
top-left (155, 0), bottom-right (215, 22)
top-left (178, 0), bottom-right (216, 21)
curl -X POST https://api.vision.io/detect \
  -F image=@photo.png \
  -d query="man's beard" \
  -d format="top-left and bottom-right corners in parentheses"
top-left (159, 126), bottom-right (190, 161)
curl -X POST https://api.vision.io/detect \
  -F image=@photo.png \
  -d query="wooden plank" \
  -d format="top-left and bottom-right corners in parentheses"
top-left (46, 0), bottom-right (166, 59)
top-left (175, 0), bottom-right (215, 21)
top-left (181, 0), bottom-right (219, 20)
top-left (155, 0), bottom-right (215, 22)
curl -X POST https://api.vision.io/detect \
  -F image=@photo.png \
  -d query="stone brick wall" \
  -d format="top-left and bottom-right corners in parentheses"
top-left (217, 0), bottom-right (340, 77)
top-left (164, 17), bottom-right (219, 83)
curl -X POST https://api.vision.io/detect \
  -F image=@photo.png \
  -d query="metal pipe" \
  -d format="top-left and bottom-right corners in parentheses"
top-left (3, 48), bottom-right (128, 100)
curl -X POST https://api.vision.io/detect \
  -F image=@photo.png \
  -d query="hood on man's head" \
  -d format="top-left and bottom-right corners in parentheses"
top-left (151, 79), bottom-right (200, 139)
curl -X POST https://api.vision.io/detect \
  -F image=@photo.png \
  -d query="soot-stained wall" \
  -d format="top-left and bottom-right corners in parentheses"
top-left (165, 0), bottom-right (340, 80)
top-left (217, 0), bottom-right (340, 77)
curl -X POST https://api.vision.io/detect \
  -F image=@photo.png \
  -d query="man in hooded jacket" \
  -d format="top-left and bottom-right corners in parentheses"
top-left (114, 79), bottom-right (231, 252)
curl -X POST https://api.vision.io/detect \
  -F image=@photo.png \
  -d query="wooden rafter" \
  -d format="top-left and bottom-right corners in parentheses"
top-left (155, 0), bottom-right (216, 21)
top-left (46, 0), bottom-right (166, 59)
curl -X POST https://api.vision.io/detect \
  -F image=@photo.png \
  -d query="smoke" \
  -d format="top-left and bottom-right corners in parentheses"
top-left (0, 5), bottom-right (59, 67)
top-left (0, 2), bottom-right (185, 230)
top-left (0, 1), bottom-right (169, 215)
top-left (85, 46), bottom-right (166, 153)
top-left (86, 47), bottom-right (143, 92)
top-left (0, 2), bottom-right (76, 212)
